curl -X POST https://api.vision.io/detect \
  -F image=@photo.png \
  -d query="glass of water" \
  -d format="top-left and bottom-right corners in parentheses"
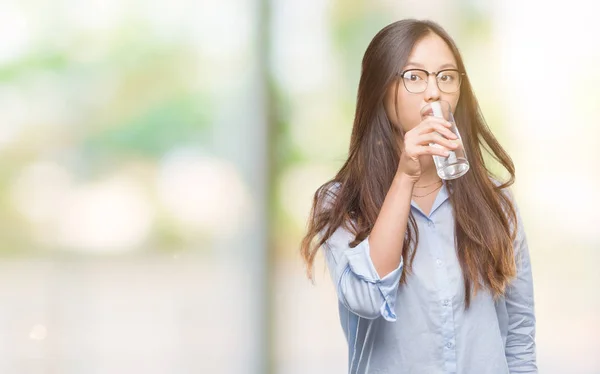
top-left (420, 100), bottom-right (469, 180)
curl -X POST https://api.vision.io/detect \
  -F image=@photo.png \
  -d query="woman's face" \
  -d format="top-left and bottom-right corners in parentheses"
top-left (384, 33), bottom-right (461, 134)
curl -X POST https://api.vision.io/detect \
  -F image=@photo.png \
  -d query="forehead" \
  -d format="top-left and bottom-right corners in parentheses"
top-left (405, 33), bottom-right (457, 69)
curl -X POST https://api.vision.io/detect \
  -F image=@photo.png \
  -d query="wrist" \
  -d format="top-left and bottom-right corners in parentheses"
top-left (393, 172), bottom-right (417, 188)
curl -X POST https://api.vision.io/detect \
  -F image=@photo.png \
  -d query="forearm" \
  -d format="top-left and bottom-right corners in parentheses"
top-left (368, 173), bottom-right (415, 277)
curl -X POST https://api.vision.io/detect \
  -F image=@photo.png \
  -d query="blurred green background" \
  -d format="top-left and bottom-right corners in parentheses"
top-left (0, 0), bottom-right (598, 373)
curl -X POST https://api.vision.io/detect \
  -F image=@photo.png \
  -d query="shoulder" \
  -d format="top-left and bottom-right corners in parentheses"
top-left (490, 175), bottom-right (512, 192)
top-left (489, 176), bottom-right (526, 241)
top-left (489, 176), bottom-right (518, 206)
top-left (316, 180), bottom-right (342, 211)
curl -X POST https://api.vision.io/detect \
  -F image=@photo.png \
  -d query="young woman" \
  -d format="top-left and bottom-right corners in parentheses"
top-left (300, 19), bottom-right (537, 374)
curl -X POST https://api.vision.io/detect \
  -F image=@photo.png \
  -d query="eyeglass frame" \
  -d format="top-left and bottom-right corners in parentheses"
top-left (398, 68), bottom-right (466, 94)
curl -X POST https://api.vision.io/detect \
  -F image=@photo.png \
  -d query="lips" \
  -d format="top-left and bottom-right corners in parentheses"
top-left (421, 106), bottom-right (434, 117)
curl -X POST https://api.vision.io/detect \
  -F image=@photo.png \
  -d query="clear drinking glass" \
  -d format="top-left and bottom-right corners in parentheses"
top-left (420, 100), bottom-right (469, 180)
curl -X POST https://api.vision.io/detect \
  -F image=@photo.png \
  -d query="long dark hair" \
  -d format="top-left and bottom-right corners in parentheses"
top-left (300, 19), bottom-right (518, 308)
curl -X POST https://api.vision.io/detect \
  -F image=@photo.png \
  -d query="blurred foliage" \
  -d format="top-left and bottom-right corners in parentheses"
top-left (83, 93), bottom-right (210, 158)
top-left (0, 14), bottom-right (215, 255)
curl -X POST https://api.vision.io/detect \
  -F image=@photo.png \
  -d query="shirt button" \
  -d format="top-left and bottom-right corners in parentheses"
top-left (427, 221), bottom-right (434, 227)
top-left (436, 259), bottom-right (442, 266)
top-left (446, 342), bottom-right (453, 349)
top-left (443, 299), bottom-right (450, 306)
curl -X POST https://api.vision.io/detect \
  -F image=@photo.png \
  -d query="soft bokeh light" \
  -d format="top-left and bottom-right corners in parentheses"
top-left (10, 162), bottom-right (71, 223)
top-left (157, 149), bottom-right (251, 236)
top-left (0, 4), bottom-right (32, 64)
top-left (54, 174), bottom-right (154, 253)
top-left (29, 324), bottom-right (48, 341)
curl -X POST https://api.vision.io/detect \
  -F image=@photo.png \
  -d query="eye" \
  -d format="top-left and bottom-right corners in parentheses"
top-left (438, 71), bottom-right (460, 83)
top-left (403, 71), bottom-right (424, 81)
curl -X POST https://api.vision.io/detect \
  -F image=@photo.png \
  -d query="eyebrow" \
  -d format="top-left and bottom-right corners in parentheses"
top-left (404, 62), bottom-right (458, 70)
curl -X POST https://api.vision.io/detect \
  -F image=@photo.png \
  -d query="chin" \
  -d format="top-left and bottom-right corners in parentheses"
top-left (400, 123), bottom-right (418, 133)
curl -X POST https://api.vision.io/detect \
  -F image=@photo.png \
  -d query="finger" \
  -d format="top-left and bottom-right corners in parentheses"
top-left (416, 121), bottom-right (457, 140)
top-left (417, 132), bottom-right (460, 149)
top-left (425, 124), bottom-right (458, 141)
top-left (416, 117), bottom-right (452, 133)
top-left (412, 145), bottom-right (450, 158)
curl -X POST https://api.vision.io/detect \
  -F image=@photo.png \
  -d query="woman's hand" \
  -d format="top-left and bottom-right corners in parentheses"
top-left (396, 117), bottom-right (459, 182)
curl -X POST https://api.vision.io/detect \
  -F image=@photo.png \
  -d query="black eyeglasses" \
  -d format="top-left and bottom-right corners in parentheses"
top-left (399, 69), bottom-right (466, 94)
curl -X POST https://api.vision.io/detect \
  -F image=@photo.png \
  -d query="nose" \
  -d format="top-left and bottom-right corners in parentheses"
top-left (424, 74), bottom-right (440, 102)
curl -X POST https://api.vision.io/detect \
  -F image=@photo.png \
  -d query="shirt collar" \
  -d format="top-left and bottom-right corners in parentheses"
top-left (410, 180), bottom-right (450, 218)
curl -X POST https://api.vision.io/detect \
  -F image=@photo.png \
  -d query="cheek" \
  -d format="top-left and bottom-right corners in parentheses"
top-left (396, 93), bottom-right (422, 132)
top-left (384, 84), bottom-right (404, 128)
top-left (443, 94), bottom-right (460, 114)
